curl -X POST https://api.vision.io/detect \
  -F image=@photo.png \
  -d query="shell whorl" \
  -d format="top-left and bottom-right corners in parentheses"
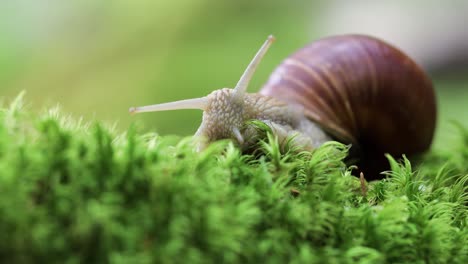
top-left (260, 34), bottom-right (437, 173)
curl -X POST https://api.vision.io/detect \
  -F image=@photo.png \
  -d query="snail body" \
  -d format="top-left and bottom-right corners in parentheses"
top-left (130, 35), bottom-right (436, 177)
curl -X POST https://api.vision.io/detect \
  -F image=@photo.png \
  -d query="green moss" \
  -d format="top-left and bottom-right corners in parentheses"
top-left (1, 95), bottom-right (467, 264)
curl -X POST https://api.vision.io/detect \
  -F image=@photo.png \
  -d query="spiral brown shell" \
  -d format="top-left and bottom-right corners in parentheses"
top-left (260, 34), bottom-right (436, 176)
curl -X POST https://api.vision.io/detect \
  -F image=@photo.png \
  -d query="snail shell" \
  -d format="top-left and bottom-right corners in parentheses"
top-left (260, 35), bottom-right (437, 174)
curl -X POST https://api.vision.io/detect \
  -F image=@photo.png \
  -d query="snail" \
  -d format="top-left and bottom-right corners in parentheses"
top-left (130, 34), bottom-right (436, 178)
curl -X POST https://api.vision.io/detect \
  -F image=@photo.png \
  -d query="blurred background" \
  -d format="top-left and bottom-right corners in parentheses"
top-left (1, 0), bottom-right (467, 150)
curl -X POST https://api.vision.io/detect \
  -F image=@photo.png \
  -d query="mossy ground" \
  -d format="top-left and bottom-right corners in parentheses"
top-left (1, 94), bottom-right (467, 263)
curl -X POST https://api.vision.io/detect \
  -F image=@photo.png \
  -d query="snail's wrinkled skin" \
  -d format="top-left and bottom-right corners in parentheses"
top-left (194, 88), bottom-right (330, 151)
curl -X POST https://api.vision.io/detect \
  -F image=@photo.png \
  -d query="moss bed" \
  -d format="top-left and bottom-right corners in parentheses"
top-left (1, 95), bottom-right (467, 263)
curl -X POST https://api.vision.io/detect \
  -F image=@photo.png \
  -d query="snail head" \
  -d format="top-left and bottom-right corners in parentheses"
top-left (129, 35), bottom-right (276, 149)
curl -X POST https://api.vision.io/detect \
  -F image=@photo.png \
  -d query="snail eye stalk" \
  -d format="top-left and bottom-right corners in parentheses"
top-left (129, 97), bottom-right (209, 114)
top-left (232, 35), bottom-right (275, 102)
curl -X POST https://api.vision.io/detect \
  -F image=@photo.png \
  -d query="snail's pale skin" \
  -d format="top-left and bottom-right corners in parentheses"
top-left (194, 88), bottom-right (330, 150)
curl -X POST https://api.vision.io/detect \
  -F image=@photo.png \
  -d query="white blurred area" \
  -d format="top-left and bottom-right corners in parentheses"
top-left (316, 1), bottom-right (468, 73)
top-left (0, 1), bottom-right (102, 51)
